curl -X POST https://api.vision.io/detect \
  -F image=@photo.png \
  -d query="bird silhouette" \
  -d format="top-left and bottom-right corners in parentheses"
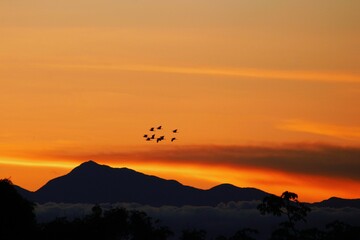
top-left (156, 136), bottom-right (165, 143)
top-left (144, 126), bottom-right (179, 143)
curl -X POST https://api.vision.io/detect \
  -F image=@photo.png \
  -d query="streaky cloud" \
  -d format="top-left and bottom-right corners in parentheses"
top-left (33, 63), bottom-right (360, 83)
top-left (35, 143), bottom-right (360, 182)
top-left (279, 119), bottom-right (360, 141)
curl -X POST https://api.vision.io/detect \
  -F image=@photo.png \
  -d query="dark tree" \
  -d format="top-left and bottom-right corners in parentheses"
top-left (230, 228), bottom-right (258, 240)
top-left (102, 207), bottom-right (129, 239)
top-left (180, 229), bottom-right (207, 240)
top-left (0, 178), bottom-right (37, 239)
top-left (129, 210), bottom-right (173, 240)
top-left (39, 217), bottom-right (76, 240)
top-left (215, 236), bottom-right (228, 240)
top-left (324, 220), bottom-right (360, 240)
top-left (40, 205), bottom-right (173, 240)
top-left (298, 228), bottom-right (325, 240)
top-left (257, 191), bottom-right (311, 240)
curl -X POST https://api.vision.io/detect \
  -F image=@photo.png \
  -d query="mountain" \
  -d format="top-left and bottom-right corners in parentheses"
top-left (22, 160), bottom-right (269, 206)
top-left (313, 197), bottom-right (360, 209)
top-left (14, 185), bottom-right (34, 201)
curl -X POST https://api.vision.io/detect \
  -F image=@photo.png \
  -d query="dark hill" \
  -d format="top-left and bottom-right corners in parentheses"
top-left (14, 185), bottom-right (34, 201)
top-left (28, 160), bottom-right (269, 206)
top-left (206, 183), bottom-right (266, 203)
top-left (313, 197), bottom-right (360, 209)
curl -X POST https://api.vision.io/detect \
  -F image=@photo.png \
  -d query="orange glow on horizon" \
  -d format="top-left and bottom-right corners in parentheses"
top-left (2, 157), bottom-right (360, 203)
top-left (0, 157), bottom-right (76, 169)
top-left (0, 159), bottom-right (73, 192)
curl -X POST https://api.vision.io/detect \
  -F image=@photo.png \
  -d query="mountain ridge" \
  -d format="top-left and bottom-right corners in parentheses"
top-left (17, 160), bottom-right (269, 206)
top-left (14, 160), bottom-right (360, 208)
top-left (313, 196), bottom-right (360, 209)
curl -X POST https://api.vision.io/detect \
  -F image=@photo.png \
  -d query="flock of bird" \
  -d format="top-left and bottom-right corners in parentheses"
top-left (143, 125), bottom-right (178, 143)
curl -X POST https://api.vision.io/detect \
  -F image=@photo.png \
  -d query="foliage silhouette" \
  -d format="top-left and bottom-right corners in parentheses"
top-left (39, 205), bottom-right (173, 240)
top-left (257, 191), bottom-right (311, 239)
top-left (230, 228), bottom-right (258, 240)
top-left (257, 191), bottom-right (360, 240)
top-left (3, 180), bottom-right (360, 240)
top-left (0, 178), bottom-right (37, 239)
top-left (214, 228), bottom-right (258, 240)
top-left (297, 228), bottom-right (325, 240)
top-left (180, 229), bottom-right (207, 240)
top-left (323, 220), bottom-right (360, 240)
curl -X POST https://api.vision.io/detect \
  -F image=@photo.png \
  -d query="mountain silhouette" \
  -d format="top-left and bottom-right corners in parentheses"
top-left (14, 185), bottom-right (34, 201)
top-left (313, 197), bottom-right (360, 209)
top-left (20, 160), bottom-right (269, 206)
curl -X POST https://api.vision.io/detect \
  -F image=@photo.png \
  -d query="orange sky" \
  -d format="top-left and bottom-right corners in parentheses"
top-left (1, 0), bottom-right (360, 203)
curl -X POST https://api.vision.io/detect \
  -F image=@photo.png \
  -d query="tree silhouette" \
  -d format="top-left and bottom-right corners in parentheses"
top-left (324, 220), bottom-right (360, 240)
top-left (129, 210), bottom-right (173, 240)
top-left (39, 217), bottom-right (76, 240)
top-left (180, 229), bottom-right (207, 240)
top-left (101, 207), bottom-right (129, 239)
top-left (298, 228), bottom-right (325, 240)
top-left (39, 205), bottom-right (173, 240)
top-left (0, 178), bottom-right (37, 239)
top-left (257, 191), bottom-right (311, 240)
top-left (230, 228), bottom-right (258, 240)
top-left (7, 182), bottom-right (359, 240)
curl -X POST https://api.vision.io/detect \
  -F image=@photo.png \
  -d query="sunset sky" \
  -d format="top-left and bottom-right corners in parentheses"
top-left (1, 1), bottom-right (360, 202)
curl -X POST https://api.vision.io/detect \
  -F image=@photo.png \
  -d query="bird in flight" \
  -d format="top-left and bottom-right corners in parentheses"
top-left (144, 125), bottom-right (178, 143)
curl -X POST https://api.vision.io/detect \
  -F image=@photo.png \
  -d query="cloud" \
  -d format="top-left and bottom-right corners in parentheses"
top-left (0, 157), bottom-right (74, 169)
top-left (35, 63), bottom-right (360, 83)
top-left (34, 201), bottom-right (360, 239)
top-left (279, 120), bottom-right (360, 141)
top-left (28, 143), bottom-right (360, 182)
top-left (83, 144), bottom-right (360, 182)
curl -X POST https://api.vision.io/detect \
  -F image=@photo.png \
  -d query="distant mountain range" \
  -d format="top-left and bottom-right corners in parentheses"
top-left (15, 160), bottom-right (268, 206)
top-left (313, 197), bottom-right (360, 209)
top-left (14, 160), bottom-right (360, 208)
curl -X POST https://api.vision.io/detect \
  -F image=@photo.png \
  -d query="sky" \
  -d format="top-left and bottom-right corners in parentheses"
top-left (1, 0), bottom-right (360, 202)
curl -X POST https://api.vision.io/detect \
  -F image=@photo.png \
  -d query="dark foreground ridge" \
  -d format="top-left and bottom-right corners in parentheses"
top-left (4, 178), bottom-right (360, 240)
top-left (19, 160), bottom-right (268, 206)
